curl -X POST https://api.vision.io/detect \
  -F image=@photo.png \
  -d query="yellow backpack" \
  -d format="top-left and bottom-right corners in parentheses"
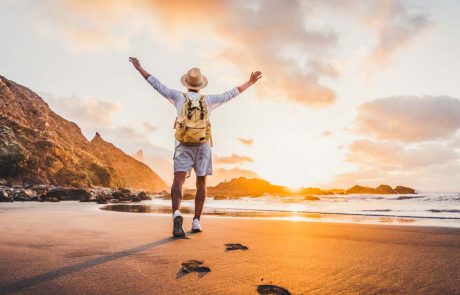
top-left (174, 94), bottom-right (212, 145)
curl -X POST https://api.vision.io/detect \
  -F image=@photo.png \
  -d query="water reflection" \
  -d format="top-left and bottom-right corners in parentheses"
top-left (100, 204), bottom-right (319, 219)
top-left (100, 204), bottom-right (417, 223)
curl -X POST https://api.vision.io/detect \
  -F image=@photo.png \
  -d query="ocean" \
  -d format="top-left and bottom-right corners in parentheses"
top-left (105, 192), bottom-right (460, 228)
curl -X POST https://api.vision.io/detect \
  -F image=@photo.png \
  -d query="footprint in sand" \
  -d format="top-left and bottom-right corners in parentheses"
top-left (257, 285), bottom-right (291, 295)
top-left (225, 243), bottom-right (249, 251)
top-left (180, 260), bottom-right (211, 274)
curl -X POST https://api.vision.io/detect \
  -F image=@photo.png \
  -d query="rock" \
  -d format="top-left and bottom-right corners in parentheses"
top-left (131, 196), bottom-right (142, 202)
top-left (394, 186), bottom-right (416, 194)
top-left (375, 185), bottom-right (396, 194)
top-left (159, 192), bottom-right (194, 200)
top-left (159, 193), bottom-right (171, 199)
top-left (120, 188), bottom-right (131, 194)
top-left (112, 190), bottom-right (130, 201)
top-left (213, 195), bottom-right (227, 200)
top-left (31, 185), bottom-right (48, 195)
top-left (48, 197), bottom-right (60, 202)
top-left (137, 191), bottom-right (151, 200)
top-left (79, 194), bottom-right (96, 202)
top-left (96, 197), bottom-right (108, 204)
top-left (21, 189), bottom-right (37, 197)
top-left (46, 188), bottom-right (90, 201)
top-left (346, 185), bottom-right (376, 194)
top-left (12, 189), bottom-right (36, 201)
top-left (108, 199), bottom-right (119, 203)
top-left (0, 191), bottom-right (13, 202)
top-left (304, 195), bottom-right (320, 201)
top-left (183, 193), bottom-right (195, 200)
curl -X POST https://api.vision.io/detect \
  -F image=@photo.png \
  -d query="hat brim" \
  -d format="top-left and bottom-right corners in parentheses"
top-left (180, 74), bottom-right (208, 90)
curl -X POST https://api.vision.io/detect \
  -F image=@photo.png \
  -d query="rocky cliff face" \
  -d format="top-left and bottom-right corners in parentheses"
top-left (0, 75), bottom-right (167, 191)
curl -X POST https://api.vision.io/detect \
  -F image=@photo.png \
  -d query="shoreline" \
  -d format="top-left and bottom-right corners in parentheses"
top-left (2, 201), bottom-right (460, 229)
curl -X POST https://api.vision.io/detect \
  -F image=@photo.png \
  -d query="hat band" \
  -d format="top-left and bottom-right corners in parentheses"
top-left (186, 77), bottom-right (203, 87)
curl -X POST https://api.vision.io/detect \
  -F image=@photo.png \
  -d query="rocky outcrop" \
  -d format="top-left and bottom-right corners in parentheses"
top-left (137, 191), bottom-right (152, 200)
top-left (394, 186), bottom-right (416, 194)
top-left (46, 188), bottom-right (90, 201)
top-left (205, 178), bottom-right (418, 198)
top-left (375, 185), bottom-right (396, 194)
top-left (0, 75), bottom-right (167, 191)
top-left (346, 184), bottom-right (416, 194)
top-left (346, 185), bottom-right (376, 194)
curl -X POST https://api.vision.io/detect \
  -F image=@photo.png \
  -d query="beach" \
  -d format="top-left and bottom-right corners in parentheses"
top-left (0, 202), bottom-right (459, 294)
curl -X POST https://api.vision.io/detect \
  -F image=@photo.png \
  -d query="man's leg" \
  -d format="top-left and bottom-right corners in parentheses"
top-left (171, 171), bottom-right (187, 237)
top-left (194, 176), bottom-right (207, 220)
top-left (171, 171), bottom-right (187, 212)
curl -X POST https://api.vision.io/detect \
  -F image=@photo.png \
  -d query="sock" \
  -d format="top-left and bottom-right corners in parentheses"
top-left (173, 210), bottom-right (181, 218)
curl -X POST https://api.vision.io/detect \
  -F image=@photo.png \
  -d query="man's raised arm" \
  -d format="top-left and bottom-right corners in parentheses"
top-left (129, 57), bottom-right (150, 79)
top-left (129, 57), bottom-right (180, 105)
top-left (207, 70), bottom-right (262, 111)
top-left (237, 71), bottom-right (262, 93)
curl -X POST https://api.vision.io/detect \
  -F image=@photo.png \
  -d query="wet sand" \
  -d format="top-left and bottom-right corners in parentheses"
top-left (0, 202), bottom-right (459, 294)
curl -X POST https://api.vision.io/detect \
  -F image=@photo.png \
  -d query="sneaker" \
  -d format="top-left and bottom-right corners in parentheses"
top-left (172, 210), bottom-right (185, 238)
top-left (191, 218), bottom-right (201, 233)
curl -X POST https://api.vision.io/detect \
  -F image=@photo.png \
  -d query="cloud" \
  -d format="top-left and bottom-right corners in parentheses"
top-left (316, 0), bottom-right (430, 65)
top-left (31, 0), bottom-right (338, 106)
top-left (364, 1), bottom-right (431, 64)
top-left (28, 1), bottom-right (433, 105)
top-left (214, 1), bottom-right (338, 106)
top-left (237, 138), bottom-right (253, 146)
top-left (143, 122), bottom-right (157, 133)
top-left (214, 154), bottom-right (254, 165)
top-left (347, 139), bottom-right (458, 169)
top-left (29, 0), bottom-right (131, 53)
top-left (328, 138), bottom-right (460, 190)
top-left (331, 94), bottom-right (460, 190)
top-left (42, 92), bottom-right (120, 128)
top-left (354, 96), bottom-right (460, 142)
top-left (321, 130), bottom-right (332, 137)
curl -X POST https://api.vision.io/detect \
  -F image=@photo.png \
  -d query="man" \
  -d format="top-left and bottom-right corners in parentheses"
top-left (129, 57), bottom-right (262, 237)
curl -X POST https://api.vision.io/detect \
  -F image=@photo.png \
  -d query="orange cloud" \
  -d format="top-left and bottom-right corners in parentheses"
top-left (346, 140), bottom-right (458, 169)
top-left (29, 1), bottom-right (431, 104)
top-left (354, 96), bottom-right (460, 142)
top-left (33, 0), bottom-right (337, 106)
top-left (237, 138), bottom-right (253, 146)
top-left (214, 154), bottom-right (254, 165)
top-left (321, 131), bottom-right (332, 137)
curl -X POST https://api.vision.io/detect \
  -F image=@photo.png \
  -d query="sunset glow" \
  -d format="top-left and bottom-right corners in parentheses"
top-left (1, 0), bottom-right (460, 190)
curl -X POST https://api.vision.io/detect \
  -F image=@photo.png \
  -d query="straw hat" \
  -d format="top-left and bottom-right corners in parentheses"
top-left (181, 68), bottom-right (208, 90)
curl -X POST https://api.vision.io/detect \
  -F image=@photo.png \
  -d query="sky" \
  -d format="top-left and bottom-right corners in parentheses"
top-left (1, 0), bottom-right (460, 191)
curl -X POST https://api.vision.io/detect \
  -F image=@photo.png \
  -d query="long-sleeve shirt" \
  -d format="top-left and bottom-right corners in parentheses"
top-left (147, 75), bottom-right (240, 116)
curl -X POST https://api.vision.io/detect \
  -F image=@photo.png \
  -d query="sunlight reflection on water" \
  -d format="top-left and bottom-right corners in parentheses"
top-left (99, 203), bottom-right (460, 227)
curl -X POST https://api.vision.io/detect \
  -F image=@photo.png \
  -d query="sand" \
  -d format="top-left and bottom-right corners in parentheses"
top-left (0, 202), bottom-right (459, 294)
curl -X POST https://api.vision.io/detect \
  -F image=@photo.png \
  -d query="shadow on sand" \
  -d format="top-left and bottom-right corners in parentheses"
top-left (0, 237), bottom-right (176, 294)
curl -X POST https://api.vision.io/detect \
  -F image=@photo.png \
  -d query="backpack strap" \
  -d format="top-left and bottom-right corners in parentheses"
top-left (199, 95), bottom-right (205, 120)
top-left (183, 93), bottom-right (194, 120)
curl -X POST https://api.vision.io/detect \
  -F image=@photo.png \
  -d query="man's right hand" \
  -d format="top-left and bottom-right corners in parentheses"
top-left (129, 57), bottom-right (142, 70)
top-left (129, 57), bottom-right (151, 79)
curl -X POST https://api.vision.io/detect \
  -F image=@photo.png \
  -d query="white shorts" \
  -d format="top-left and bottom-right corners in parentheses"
top-left (173, 143), bottom-right (212, 176)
